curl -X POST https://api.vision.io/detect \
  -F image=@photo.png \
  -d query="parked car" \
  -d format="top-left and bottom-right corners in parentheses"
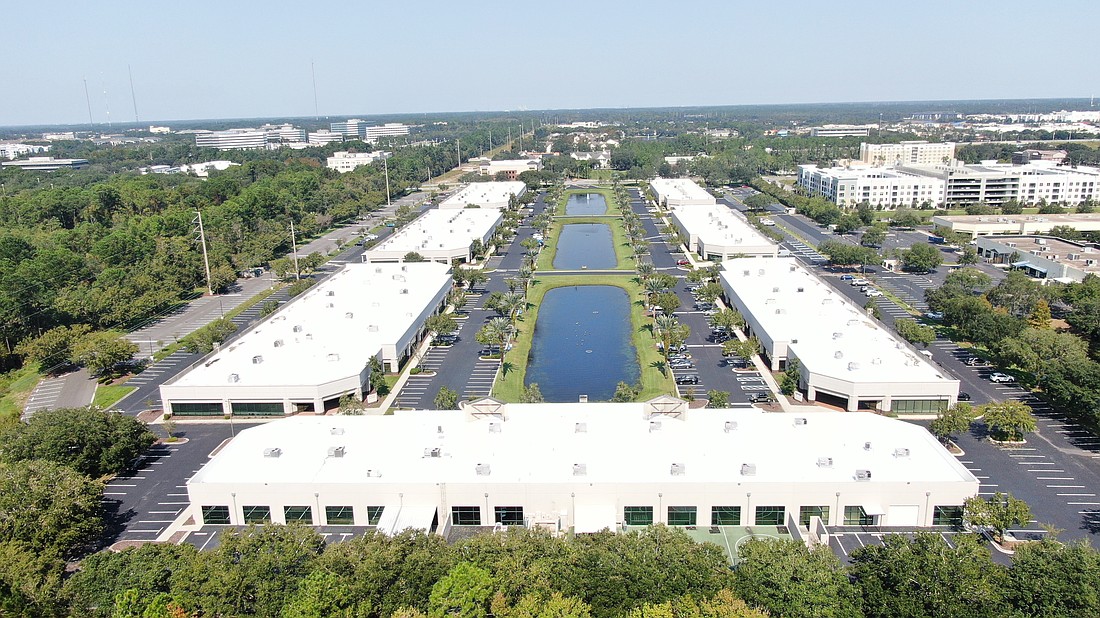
top-left (865, 289), bottom-right (883, 297)
top-left (839, 274), bottom-right (855, 281)
top-left (676, 259), bottom-right (691, 266)
top-left (669, 361), bottom-right (695, 370)
top-left (990, 372), bottom-right (1016, 383)
top-left (747, 392), bottom-right (773, 403)
top-left (851, 278), bottom-right (870, 286)
top-left (965, 356), bottom-right (987, 367)
top-left (957, 392), bottom-right (972, 401)
top-left (923, 311), bottom-right (944, 320)
top-left (675, 374), bottom-right (700, 385)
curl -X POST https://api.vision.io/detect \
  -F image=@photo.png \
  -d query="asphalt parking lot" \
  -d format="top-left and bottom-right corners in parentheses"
top-left (103, 422), bottom-right (259, 545)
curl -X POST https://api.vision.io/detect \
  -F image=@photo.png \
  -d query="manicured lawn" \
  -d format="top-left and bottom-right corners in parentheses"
top-left (536, 216), bottom-right (635, 271)
top-left (92, 385), bottom-right (137, 410)
top-left (492, 274), bottom-right (675, 402)
top-left (0, 364), bottom-right (42, 422)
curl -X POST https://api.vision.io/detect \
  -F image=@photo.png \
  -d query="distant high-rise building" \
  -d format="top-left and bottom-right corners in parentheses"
top-left (860, 141), bottom-right (956, 166)
top-left (262, 124), bottom-right (305, 143)
top-left (308, 130), bottom-right (345, 146)
top-left (330, 119), bottom-right (367, 138)
top-left (363, 123), bottom-right (410, 142)
top-left (194, 130), bottom-right (267, 151)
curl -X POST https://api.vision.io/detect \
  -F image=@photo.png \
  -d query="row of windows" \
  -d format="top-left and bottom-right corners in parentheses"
top-left (201, 503), bottom-right (967, 528)
top-left (201, 505), bottom-right (384, 526)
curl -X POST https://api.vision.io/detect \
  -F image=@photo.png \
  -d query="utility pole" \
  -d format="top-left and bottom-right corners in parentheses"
top-left (456, 138), bottom-right (461, 165)
top-left (489, 128), bottom-right (493, 152)
top-left (290, 221), bottom-right (301, 280)
top-left (194, 211), bottom-right (213, 295)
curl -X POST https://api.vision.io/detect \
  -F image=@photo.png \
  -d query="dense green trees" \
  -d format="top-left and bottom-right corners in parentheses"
top-left (0, 459), bottom-right (104, 559)
top-left (0, 406), bottom-right (155, 477)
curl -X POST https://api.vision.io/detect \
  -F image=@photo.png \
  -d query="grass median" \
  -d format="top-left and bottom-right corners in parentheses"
top-left (492, 274), bottom-right (675, 402)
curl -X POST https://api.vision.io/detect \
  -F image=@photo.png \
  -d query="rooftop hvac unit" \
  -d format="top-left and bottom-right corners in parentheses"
top-left (327, 354), bottom-right (340, 362)
top-left (797, 287), bottom-right (805, 292)
top-left (670, 463), bottom-right (686, 476)
top-left (575, 422), bottom-right (587, 433)
top-left (758, 269), bottom-right (766, 276)
top-left (1037, 238), bottom-right (1047, 245)
top-left (724, 421), bottom-right (737, 432)
top-left (293, 325), bottom-right (302, 332)
top-left (573, 463), bottom-right (587, 476)
top-left (742, 270), bottom-right (751, 276)
top-left (374, 267), bottom-right (383, 273)
top-left (368, 325), bottom-right (379, 332)
top-left (227, 373), bottom-right (239, 383)
top-left (893, 448), bottom-right (911, 458)
top-left (428, 447), bottom-right (442, 458)
top-left (252, 355), bottom-right (263, 364)
top-left (273, 339), bottom-right (284, 347)
top-left (400, 289), bottom-right (409, 294)
top-left (794, 418), bottom-right (808, 426)
top-left (832, 332), bottom-right (843, 340)
top-left (326, 290), bottom-right (335, 296)
top-left (326, 302), bottom-right (334, 308)
top-left (475, 463), bottom-right (491, 476)
top-left (848, 362), bottom-right (860, 371)
top-left (328, 446), bottom-right (346, 458)
top-left (772, 286), bottom-right (780, 292)
top-left (1069, 254), bottom-right (1081, 260)
top-left (365, 469), bottom-right (381, 478)
top-left (834, 351), bottom-right (843, 359)
top-left (817, 457), bottom-right (833, 467)
top-left (488, 423), bottom-right (502, 433)
top-left (1088, 260), bottom-right (1098, 266)
top-left (345, 312), bottom-right (354, 319)
top-left (789, 265), bottom-right (797, 272)
top-left (330, 427), bottom-right (345, 435)
top-left (741, 463), bottom-right (757, 476)
top-left (649, 421), bottom-right (662, 432)
top-left (263, 447), bottom-right (282, 458)
top-left (855, 469), bottom-right (872, 481)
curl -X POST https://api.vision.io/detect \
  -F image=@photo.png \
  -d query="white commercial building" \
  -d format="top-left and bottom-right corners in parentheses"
top-left (809, 125), bottom-right (873, 137)
top-left (186, 399), bottom-right (978, 532)
top-left (479, 159), bottom-right (542, 180)
top-left (977, 235), bottom-right (1100, 282)
top-left (859, 141), bottom-right (956, 166)
top-left (262, 124), bottom-right (306, 143)
top-left (365, 208), bottom-right (502, 264)
top-left (0, 143), bottom-right (49, 160)
top-left (194, 129), bottom-right (267, 150)
top-left (326, 151), bottom-right (392, 173)
top-left (308, 130), bottom-right (345, 146)
top-left (931, 213), bottom-right (1100, 238)
top-left (363, 123), bottom-right (411, 142)
top-left (898, 161), bottom-right (1100, 207)
top-left (798, 164), bottom-right (946, 208)
top-left (438, 181), bottom-right (527, 210)
top-left (160, 262), bottom-right (452, 416)
top-left (1, 156), bottom-right (88, 171)
top-left (331, 119), bottom-right (368, 138)
top-left (670, 204), bottom-right (779, 260)
top-left (720, 258), bottom-right (959, 413)
top-left (649, 178), bottom-right (716, 208)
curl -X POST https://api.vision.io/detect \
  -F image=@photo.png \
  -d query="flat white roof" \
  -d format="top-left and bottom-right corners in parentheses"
top-left (722, 258), bottom-right (953, 385)
top-left (673, 204), bottom-right (776, 253)
top-left (439, 181), bottom-right (526, 209)
top-left (935, 213), bottom-right (1100, 225)
top-left (189, 403), bottom-right (976, 487)
top-left (650, 178), bottom-right (715, 204)
top-left (369, 208), bottom-right (501, 256)
top-left (169, 262), bottom-right (451, 389)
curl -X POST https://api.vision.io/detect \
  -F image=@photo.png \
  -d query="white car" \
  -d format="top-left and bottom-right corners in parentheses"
top-left (760, 218), bottom-right (776, 226)
top-left (851, 278), bottom-right (870, 286)
top-left (990, 372), bottom-right (1016, 383)
top-left (865, 289), bottom-right (883, 297)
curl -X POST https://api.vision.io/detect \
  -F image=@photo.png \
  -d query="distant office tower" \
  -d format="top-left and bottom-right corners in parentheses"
top-left (860, 141), bottom-right (956, 166)
top-left (194, 130), bottom-right (267, 150)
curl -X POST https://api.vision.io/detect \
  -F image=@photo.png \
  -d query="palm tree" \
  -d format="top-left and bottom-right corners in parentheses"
top-left (636, 262), bottom-right (655, 282)
top-left (644, 278), bottom-right (666, 306)
top-left (654, 314), bottom-right (679, 357)
top-left (500, 293), bottom-right (526, 327)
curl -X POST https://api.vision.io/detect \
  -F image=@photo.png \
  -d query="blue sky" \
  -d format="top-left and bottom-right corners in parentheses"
top-left (4, 0), bottom-right (1099, 126)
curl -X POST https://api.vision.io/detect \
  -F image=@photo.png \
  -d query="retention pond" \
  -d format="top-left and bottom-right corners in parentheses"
top-left (553, 223), bottom-right (616, 270)
top-left (565, 192), bottom-right (608, 215)
top-left (525, 285), bottom-right (639, 402)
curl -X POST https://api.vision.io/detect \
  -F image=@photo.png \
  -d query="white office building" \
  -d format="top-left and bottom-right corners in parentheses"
top-left (798, 164), bottom-right (946, 208)
top-left (0, 143), bottom-right (49, 160)
top-left (365, 208), bottom-right (502, 264)
top-left (478, 159), bottom-right (542, 180)
top-left (720, 258), bottom-right (959, 413)
top-left (670, 204), bottom-right (779, 260)
top-left (649, 178), bottom-right (716, 208)
top-left (326, 151), bottom-right (392, 173)
top-left (309, 130), bottom-right (345, 146)
top-left (194, 130), bottom-right (268, 151)
top-left (160, 262), bottom-right (453, 416)
top-left (262, 124), bottom-right (306, 143)
top-left (809, 125), bottom-right (873, 137)
top-left (859, 141), bottom-right (956, 166)
top-left (932, 213), bottom-right (1100, 238)
top-left (364, 123), bottom-right (411, 142)
top-left (438, 181), bottom-right (527, 210)
top-left (331, 119), bottom-right (367, 138)
top-left (186, 400), bottom-right (978, 532)
top-left (897, 161), bottom-right (1100, 207)
top-left (976, 235), bottom-right (1100, 282)
top-left (1, 157), bottom-right (88, 171)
